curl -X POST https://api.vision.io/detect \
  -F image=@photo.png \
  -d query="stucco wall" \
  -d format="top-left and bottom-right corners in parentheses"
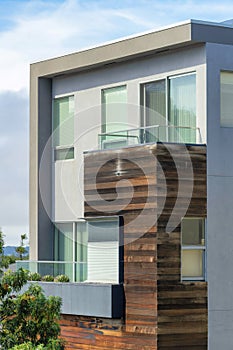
top-left (206, 42), bottom-right (233, 350)
top-left (51, 44), bottom-right (207, 223)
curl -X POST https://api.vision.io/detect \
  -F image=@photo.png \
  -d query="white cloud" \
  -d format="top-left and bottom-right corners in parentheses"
top-left (0, 0), bottom-right (232, 93)
top-left (0, 90), bottom-right (28, 245)
top-left (0, 0), bottom-right (154, 92)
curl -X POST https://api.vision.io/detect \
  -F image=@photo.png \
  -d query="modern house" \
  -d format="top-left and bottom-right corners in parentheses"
top-left (25, 19), bottom-right (233, 349)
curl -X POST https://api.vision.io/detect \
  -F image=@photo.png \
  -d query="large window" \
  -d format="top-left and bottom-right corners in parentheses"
top-left (220, 71), bottom-right (233, 127)
top-left (142, 73), bottom-right (196, 143)
top-left (181, 217), bottom-right (206, 281)
top-left (54, 218), bottom-right (121, 283)
top-left (53, 95), bottom-right (74, 160)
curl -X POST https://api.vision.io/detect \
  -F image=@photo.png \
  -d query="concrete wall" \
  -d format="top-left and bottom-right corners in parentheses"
top-left (51, 44), bottom-right (207, 223)
top-left (206, 43), bottom-right (233, 350)
top-left (33, 78), bottom-right (53, 260)
top-left (25, 282), bottom-right (124, 318)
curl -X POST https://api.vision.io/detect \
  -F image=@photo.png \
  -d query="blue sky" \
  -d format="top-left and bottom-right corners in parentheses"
top-left (1, 0), bottom-right (233, 245)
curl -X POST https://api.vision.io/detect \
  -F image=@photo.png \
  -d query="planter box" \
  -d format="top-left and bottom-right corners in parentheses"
top-left (24, 282), bottom-right (124, 318)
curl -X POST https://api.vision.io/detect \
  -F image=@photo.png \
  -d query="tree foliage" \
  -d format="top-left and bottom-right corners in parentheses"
top-left (15, 234), bottom-right (28, 260)
top-left (0, 230), bottom-right (65, 349)
top-left (0, 271), bottom-right (65, 349)
top-left (0, 229), bottom-right (13, 275)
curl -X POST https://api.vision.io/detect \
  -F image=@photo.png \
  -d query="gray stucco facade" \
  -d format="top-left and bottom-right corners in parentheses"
top-left (30, 19), bottom-right (233, 349)
top-left (206, 42), bottom-right (233, 350)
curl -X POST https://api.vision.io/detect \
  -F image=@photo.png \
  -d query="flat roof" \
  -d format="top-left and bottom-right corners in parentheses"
top-left (30, 19), bottom-right (233, 79)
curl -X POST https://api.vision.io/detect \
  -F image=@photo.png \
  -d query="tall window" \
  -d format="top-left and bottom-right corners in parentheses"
top-left (142, 73), bottom-right (196, 143)
top-left (181, 218), bottom-right (206, 281)
top-left (102, 85), bottom-right (127, 133)
top-left (54, 222), bottom-right (87, 282)
top-left (53, 95), bottom-right (74, 160)
top-left (220, 71), bottom-right (233, 127)
top-left (54, 222), bottom-right (74, 280)
top-left (142, 80), bottom-right (166, 142)
top-left (169, 73), bottom-right (196, 143)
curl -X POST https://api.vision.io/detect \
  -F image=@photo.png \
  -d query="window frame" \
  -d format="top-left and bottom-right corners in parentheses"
top-left (140, 71), bottom-right (197, 143)
top-left (181, 217), bottom-right (206, 282)
top-left (101, 84), bottom-right (127, 134)
top-left (54, 217), bottom-right (123, 284)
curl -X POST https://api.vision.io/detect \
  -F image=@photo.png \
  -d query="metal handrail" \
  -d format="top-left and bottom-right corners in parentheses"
top-left (99, 124), bottom-right (203, 147)
top-left (16, 260), bottom-right (86, 264)
top-left (99, 124), bottom-right (201, 137)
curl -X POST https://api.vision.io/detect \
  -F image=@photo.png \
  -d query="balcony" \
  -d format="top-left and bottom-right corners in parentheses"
top-left (99, 124), bottom-right (203, 150)
top-left (16, 260), bottom-right (124, 318)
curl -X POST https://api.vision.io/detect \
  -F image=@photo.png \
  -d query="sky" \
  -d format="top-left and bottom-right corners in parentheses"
top-left (1, 0), bottom-right (233, 245)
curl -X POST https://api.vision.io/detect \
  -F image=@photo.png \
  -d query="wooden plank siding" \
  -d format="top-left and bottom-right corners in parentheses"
top-left (60, 315), bottom-right (156, 349)
top-left (156, 144), bottom-right (207, 350)
top-left (60, 143), bottom-right (207, 349)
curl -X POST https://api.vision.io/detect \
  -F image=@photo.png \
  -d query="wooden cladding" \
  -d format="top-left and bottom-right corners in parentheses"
top-left (60, 315), bottom-right (156, 350)
top-left (60, 143), bottom-right (207, 349)
top-left (156, 144), bottom-right (207, 349)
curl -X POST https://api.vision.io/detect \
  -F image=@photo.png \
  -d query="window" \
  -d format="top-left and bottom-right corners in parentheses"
top-left (102, 85), bottom-right (127, 134)
top-left (169, 74), bottom-right (196, 142)
top-left (220, 71), bottom-right (233, 127)
top-left (181, 217), bottom-right (206, 281)
top-left (54, 218), bottom-right (121, 283)
top-left (54, 222), bottom-right (74, 280)
top-left (142, 80), bottom-right (166, 142)
top-left (53, 95), bottom-right (74, 160)
top-left (142, 73), bottom-right (196, 143)
top-left (87, 220), bottom-right (119, 283)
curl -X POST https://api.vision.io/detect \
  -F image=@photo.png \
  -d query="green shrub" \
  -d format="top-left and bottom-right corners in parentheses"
top-left (28, 272), bottom-right (41, 281)
top-left (41, 275), bottom-right (54, 282)
top-left (54, 274), bottom-right (69, 282)
top-left (10, 339), bottom-right (64, 349)
top-left (0, 283), bottom-right (65, 349)
top-left (10, 342), bottom-right (42, 349)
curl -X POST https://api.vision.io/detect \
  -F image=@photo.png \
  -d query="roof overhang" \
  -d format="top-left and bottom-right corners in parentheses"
top-left (30, 19), bottom-right (233, 79)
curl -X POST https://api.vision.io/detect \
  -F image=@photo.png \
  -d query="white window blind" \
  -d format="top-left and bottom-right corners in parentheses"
top-left (86, 219), bottom-right (119, 283)
top-left (87, 241), bottom-right (119, 283)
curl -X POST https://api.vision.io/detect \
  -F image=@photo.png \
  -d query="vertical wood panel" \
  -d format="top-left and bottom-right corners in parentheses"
top-left (156, 144), bottom-right (207, 349)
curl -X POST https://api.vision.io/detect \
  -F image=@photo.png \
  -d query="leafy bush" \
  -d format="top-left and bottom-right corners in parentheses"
top-left (10, 342), bottom-right (43, 349)
top-left (1, 268), bottom-right (29, 295)
top-left (0, 283), bottom-right (65, 349)
top-left (0, 232), bottom-right (65, 349)
top-left (10, 339), bottom-right (64, 349)
top-left (28, 272), bottom-right (41, 281)
top-left (54, 275), bottom-right (70, 283)
top-left (41, 275), bottom-right (54, 282)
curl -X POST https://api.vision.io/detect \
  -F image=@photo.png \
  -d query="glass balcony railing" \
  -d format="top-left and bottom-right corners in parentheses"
top-left (16, 260), bottom-right (87, 283)
top-left (99, 125), bottom-right (202, 150)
